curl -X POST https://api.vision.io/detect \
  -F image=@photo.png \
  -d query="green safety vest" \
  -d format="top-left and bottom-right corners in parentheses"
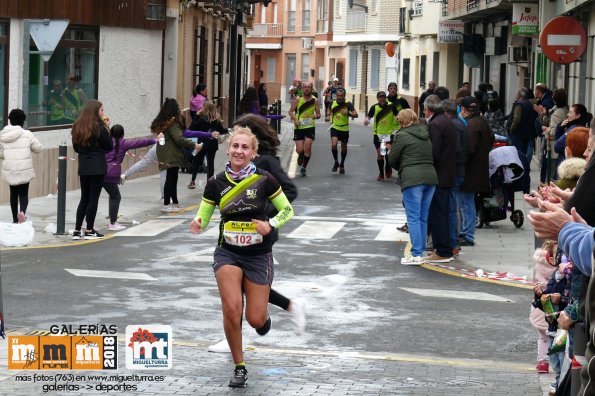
top-left (296, 96), bottom-right (316, 130)
top-left (47, 91), bottom-right (65, 121)
top-left (63, 88), bottom-right (84, 121)
top-left (372, 102), bottom-right (397, 135)
top-left (330, 100), bottom-right (351, 132)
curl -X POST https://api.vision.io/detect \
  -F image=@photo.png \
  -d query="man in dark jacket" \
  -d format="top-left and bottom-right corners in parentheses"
top-left (459, 96), bottom-right (493, 246)
top-left (423, 95), bottom-right (457, 262)
top-left (443, 99), bottom-right (468, 254)
top-left (418, 81), bottom-right (435, 115)
top-left (507, 87), bottom-right (538, 158)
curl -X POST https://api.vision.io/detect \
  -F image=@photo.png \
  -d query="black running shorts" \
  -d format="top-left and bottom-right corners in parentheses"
top-left (330, 127), bottom-right (349, 143)
top-left (213, 247), bottom-right (274, 286)
top-left (294, 127), bottom-right (316, 141)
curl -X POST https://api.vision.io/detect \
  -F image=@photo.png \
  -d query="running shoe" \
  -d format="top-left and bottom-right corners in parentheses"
top-left (331, 162), bottom-right (339, 172)
top-left (229, 366), bottom-right (248, 388)
top-left (208, 339), bottom-right (231, 353)
top-left (17, 211), bottom-right (27, 223)
top-left (376, 174), bottom-right (384, 181)
top-left (401, 256), bottom-right (423, 266)
top-left (120, 174), bottom-right (126, 185)
top-left (397, 223), bottom-right (409, 233)
top-left (290, 298), bottom-right (306, 335)
top-left (339, 166), bottom-right (345, 174)
top-left (84, 229), bottom-right (104, 240)
top-left (188, 181), bottom-right (196, 189)
top-left (255, 316), bottom-right (272, 336)
top-left (108, 222), bottom-right (127, 231)
top-left (423, 252), bottom-right (451, 263)
top-left (300, 166), bottom-right (307, 177)
top-left (72, 230), bottom-right (82, 240)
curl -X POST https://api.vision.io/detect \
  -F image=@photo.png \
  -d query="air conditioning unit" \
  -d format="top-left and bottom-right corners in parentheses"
top-left (301, 37), bottom-right (313, 50)
top-left (508, 46), bottom-right (529, 63)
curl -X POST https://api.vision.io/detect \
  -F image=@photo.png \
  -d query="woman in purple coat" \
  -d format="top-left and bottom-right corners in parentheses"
top-left (103, 124), bottom-right (159, 231)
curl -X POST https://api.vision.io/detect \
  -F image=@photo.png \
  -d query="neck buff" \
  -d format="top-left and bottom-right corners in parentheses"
top-left (225, 161), bottom-right (256, 181)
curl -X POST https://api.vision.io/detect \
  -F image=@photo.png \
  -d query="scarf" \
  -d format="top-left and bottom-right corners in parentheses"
top-left (225, 161), bottom-right (256, 181)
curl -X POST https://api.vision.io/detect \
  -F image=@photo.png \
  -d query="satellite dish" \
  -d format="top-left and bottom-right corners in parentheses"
top-left (385, 42), bottom-right (395, 57)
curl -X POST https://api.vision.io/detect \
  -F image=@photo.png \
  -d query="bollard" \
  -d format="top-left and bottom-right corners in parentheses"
top-left (56, 143), bottom-right (68, 235)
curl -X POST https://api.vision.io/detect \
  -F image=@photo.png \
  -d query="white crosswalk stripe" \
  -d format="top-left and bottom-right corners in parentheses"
top-left (118, 214), bottom-right (410, 242)
top-left (400, 288), bottom-right (514, 303)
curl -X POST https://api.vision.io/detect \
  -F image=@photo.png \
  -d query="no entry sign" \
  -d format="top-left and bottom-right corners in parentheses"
top-left (540, 16), bottom-right (587, 64)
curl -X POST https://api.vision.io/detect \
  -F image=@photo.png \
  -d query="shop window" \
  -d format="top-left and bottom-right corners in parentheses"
top-left (266, 57), bottom-right (276, 81)
top-left (28, 26), bottom-right (98, 129)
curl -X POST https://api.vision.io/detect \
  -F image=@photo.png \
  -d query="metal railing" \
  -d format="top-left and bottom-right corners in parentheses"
top-left (467, 0), bottom-right (479, 10)
top-left (346, 10), bottom-right (366, 30)
top-left (247, 23), bottom-right (284, 37)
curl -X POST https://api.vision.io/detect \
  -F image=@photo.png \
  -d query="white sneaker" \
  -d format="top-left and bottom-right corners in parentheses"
top-left (401, 256), bottom-right (423, 266)
top-left (207, 338), bottom-right (249, 353)
top-left (161, 205), bottom-right (176, 213)
top-left (120, 174), bottom-right (126, 185)
top-left (108, 222), bottom-right (127, 231)
top-left (290, 298), bottom-right (307, 335)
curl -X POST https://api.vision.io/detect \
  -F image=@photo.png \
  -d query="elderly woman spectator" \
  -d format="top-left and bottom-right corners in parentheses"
top-left (388, 109), bottom-right (437, 265)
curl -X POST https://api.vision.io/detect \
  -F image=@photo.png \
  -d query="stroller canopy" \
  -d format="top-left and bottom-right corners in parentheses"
top-left (489, 146), bottom-right (525, 183)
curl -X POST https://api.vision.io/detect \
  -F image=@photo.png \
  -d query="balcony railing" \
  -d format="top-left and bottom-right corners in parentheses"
top-left (467, 0), bottom-right (479, 10)
top-left (247, 23), bottom-right (284, 37)
top-left (346, 11), bottom-right (366, 30)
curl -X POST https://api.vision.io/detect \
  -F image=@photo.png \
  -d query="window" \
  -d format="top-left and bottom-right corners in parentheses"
top-left (27, 26), bottom-right (98, 129)
top-left (301, 53), bottom-right (310, 81)
top-left (267, 57), bottom-right (276, 81)
top-left (413, 1), bottom-right (423, 17)
top-left (288, 0), bottom-right (296, 32)
top-left (274, 3), bottom-right (278, 24)
top-left (402, 58), bottom-right (410, 90)
top-left (302, 0), bottom-right (311, 31)
top-left (348, 49), bottom-right (358, 87)
top-left (399, 8), bottom-right (406, 34)
top-left (194, 26), bottom-right (208, 88)
top-left (420, 55), bottom-right (426, 87)
top-left (433, 52), bottom-right (439, 82)
top-left (317, 0), bottom-right (329, 32)
top-left (147, 3), bottom-right (166, 20)
top-left (0, 22), bottom-right (7, 127)
top-left (261, 5), bottom-right (266, 23)
top-left (370, 49), bottom-right (380, 90)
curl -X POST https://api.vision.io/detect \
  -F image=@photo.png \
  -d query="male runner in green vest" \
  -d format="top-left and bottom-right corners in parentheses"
top-left (364, 91), bottom-right (400, 180)
top-left (329, 88), bottom-right (358, 174)
top-left (289, 81), bottom-right (321, 176)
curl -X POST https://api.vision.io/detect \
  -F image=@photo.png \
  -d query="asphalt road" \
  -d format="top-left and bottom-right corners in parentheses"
top-left (0, 121), bottom-right (544, 394)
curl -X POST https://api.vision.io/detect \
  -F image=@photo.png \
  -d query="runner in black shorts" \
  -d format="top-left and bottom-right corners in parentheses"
top-left (190, 127), bottom-right (294, 388)
top-left (289, 82), bottom-right (321, 176)
top-left (329, 88), bottom-right (358, 174)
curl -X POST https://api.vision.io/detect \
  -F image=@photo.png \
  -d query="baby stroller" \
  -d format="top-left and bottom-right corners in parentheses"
top-left (476, 145), bottom-right (530, 229)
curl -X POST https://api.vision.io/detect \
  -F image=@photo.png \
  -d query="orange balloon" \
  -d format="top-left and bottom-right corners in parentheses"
top-left (385, 42), bottom-right (395, 57)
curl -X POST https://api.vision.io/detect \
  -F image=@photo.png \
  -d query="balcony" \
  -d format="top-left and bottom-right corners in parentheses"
top-left (442, 0), bottom-right (511, 21)
top-left (346, 10), bottom-right (366, 31)
top-left (247, 23), bottom-right (284, 37)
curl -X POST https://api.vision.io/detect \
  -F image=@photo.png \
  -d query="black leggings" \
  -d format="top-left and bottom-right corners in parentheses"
top-left (76, 175), bottom-right (104, 231)
top-left (191, 150), bottom-right (217, 181)
top-left (102, 182), bottom-right (121, 224)
top-left (164, 167), bottom-right (179, 205)
top-left (9, 183), bottom-right (29, 223)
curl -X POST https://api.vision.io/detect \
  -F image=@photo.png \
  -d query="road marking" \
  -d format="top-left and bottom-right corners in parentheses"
top-left (291, 215), bottom-right (406, 224)
top-left (400, 287), bottom-right (513, 302)
top-left (114, 219), bottom-right (185, 237)
top-left (287, 220), bottom-right (345, 239)
top-left (163, 246), bottom-right (279, 264)
top-left (65, 268), bottom-right (158, 281)
top-left (288, 149), bottom-right (298, 179)
top-left (374, 224), bottom-right (410, 242)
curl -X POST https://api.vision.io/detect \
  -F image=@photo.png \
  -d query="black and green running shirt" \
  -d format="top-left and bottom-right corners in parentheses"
top-left (331, 100), bottom-right (355, 132)
top-left (195, 169), bottom-right (294, 255)
top-left (367, 102), bottom-right (399, 135)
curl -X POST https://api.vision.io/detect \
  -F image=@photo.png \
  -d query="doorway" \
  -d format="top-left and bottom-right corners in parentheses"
top-left (285, 54), bottom-right (296, 102)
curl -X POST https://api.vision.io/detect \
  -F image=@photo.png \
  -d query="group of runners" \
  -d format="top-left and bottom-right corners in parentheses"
top-left (288, 81), bottom-right (409, 178)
